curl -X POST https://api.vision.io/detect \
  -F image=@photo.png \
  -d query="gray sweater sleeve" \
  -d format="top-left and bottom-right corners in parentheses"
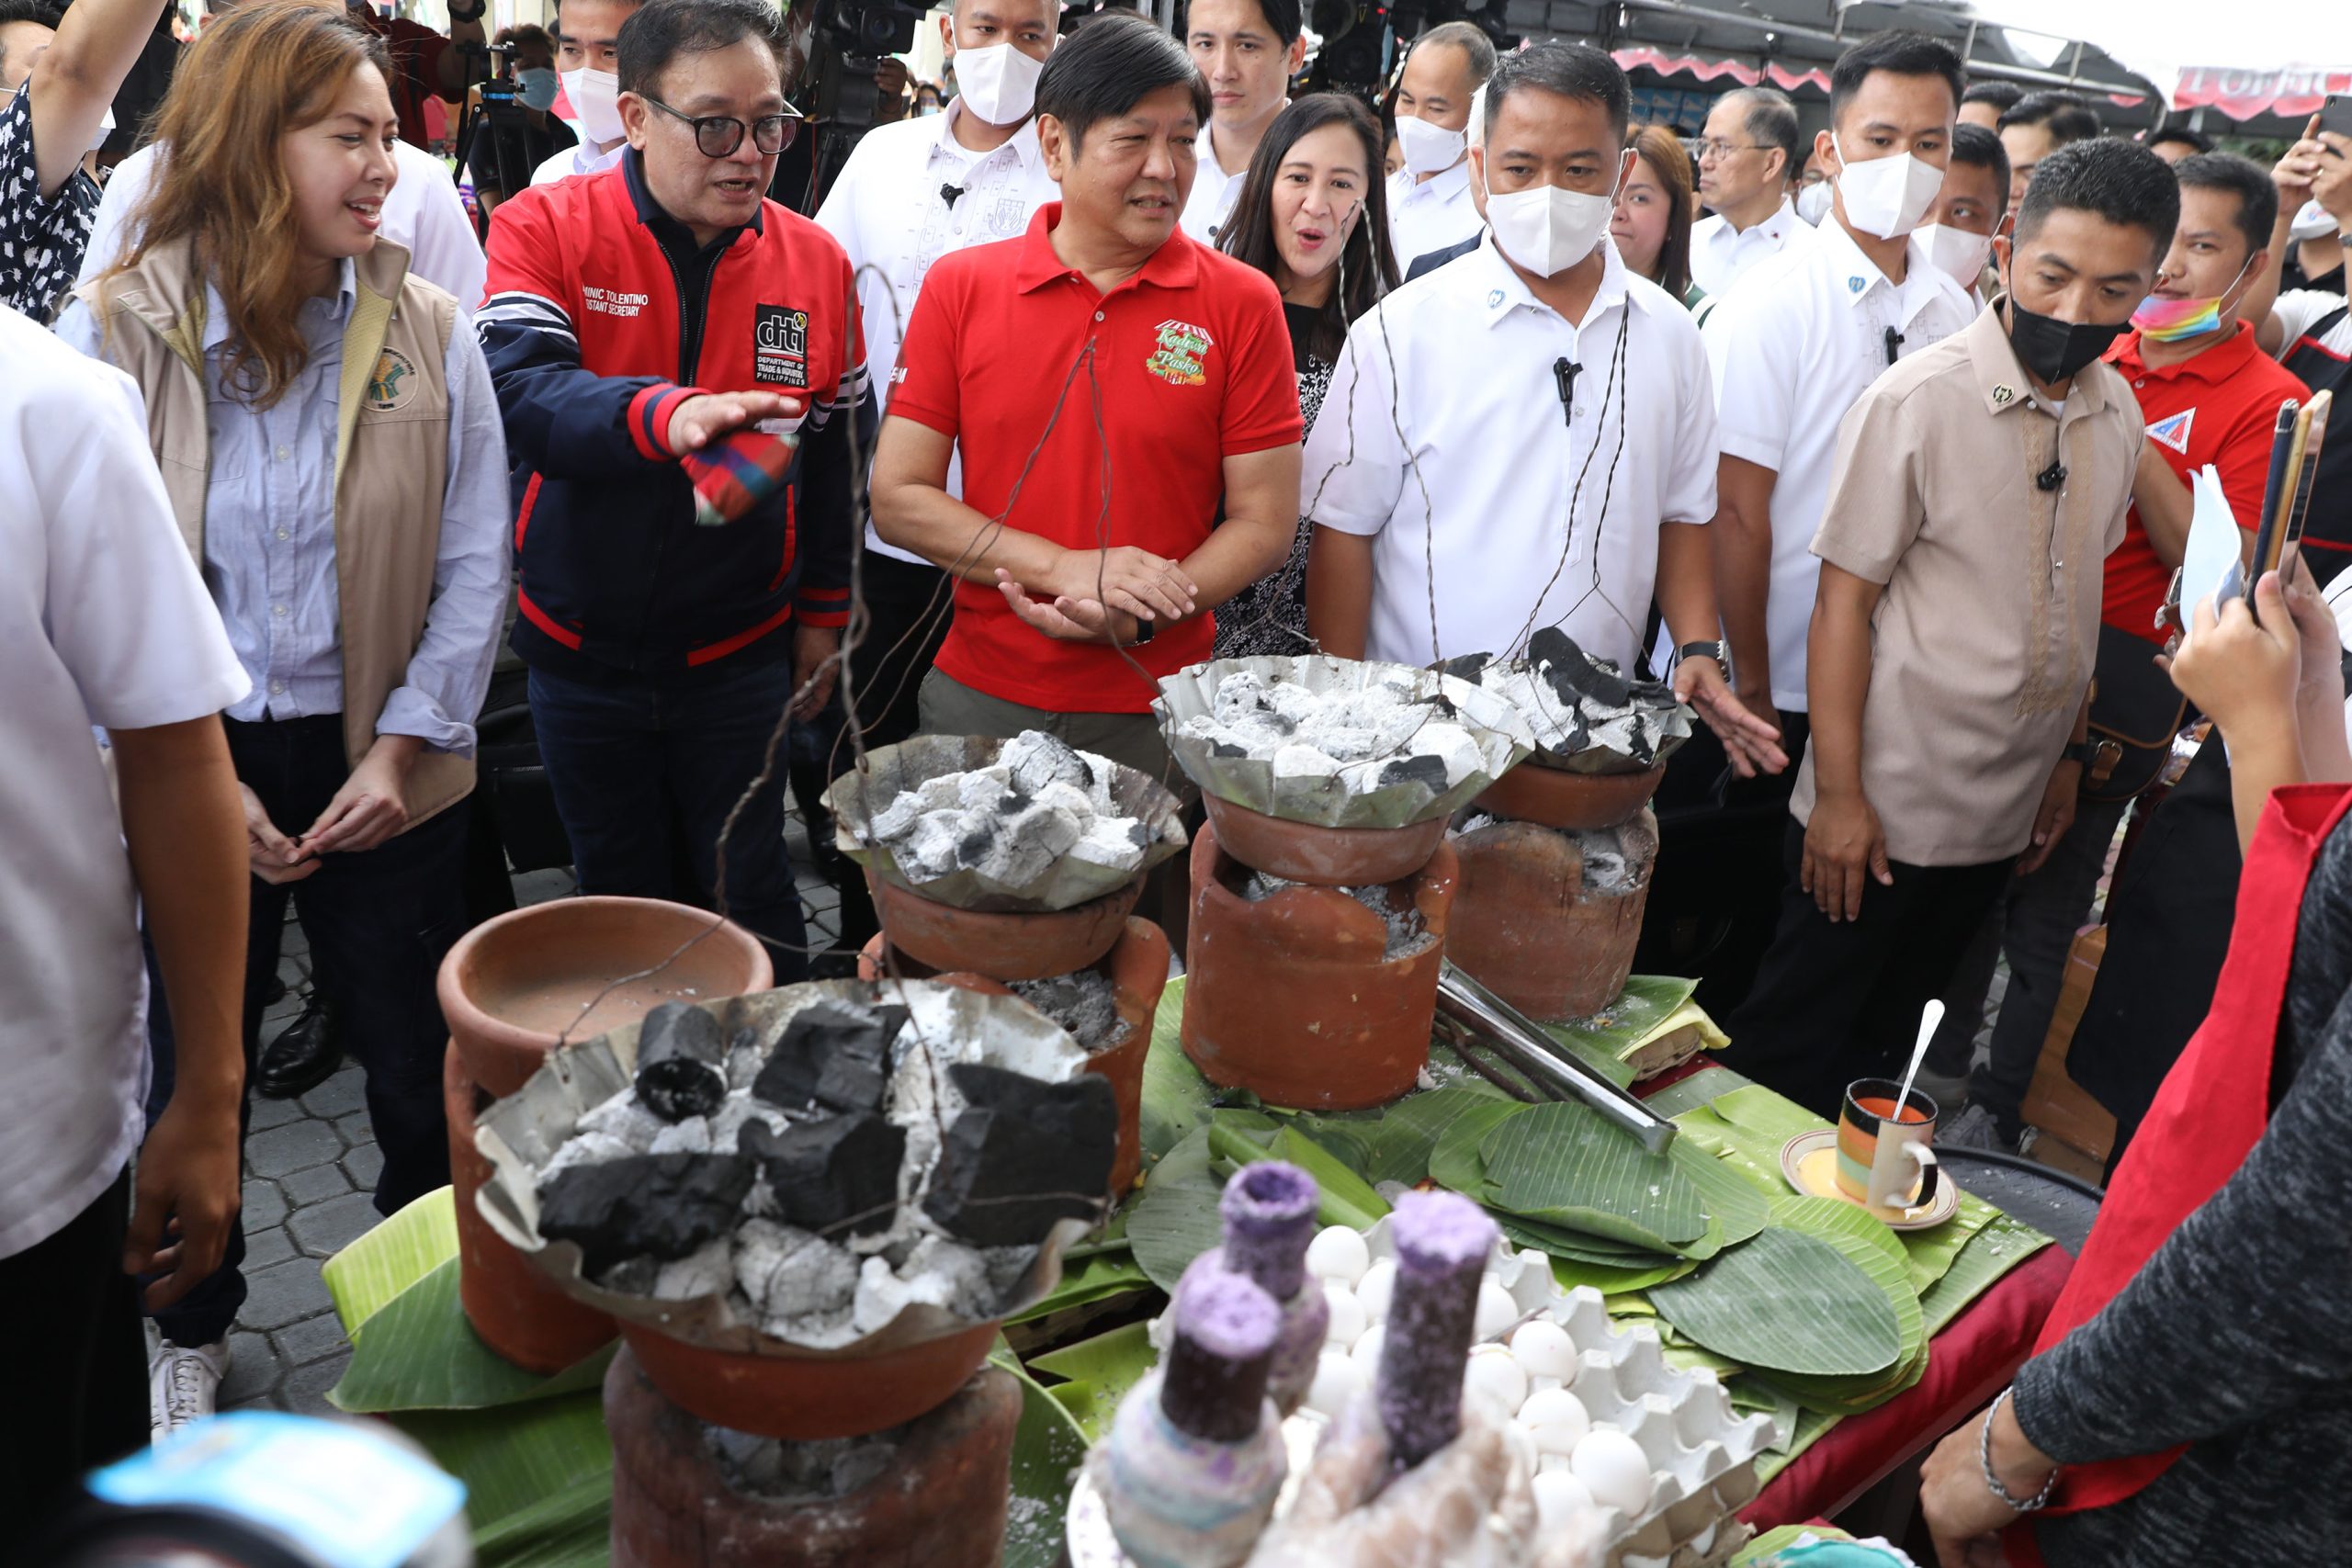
top-left (2010, 829), bottom-right (2352, 1463)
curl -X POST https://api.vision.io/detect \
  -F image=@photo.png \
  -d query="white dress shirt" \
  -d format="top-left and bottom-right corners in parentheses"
top-left (1688, 195), bottom-right (1800, 299)
top-left (81, 139), bottom-right (488, 311)
top-left (1179, 118), bottom-right (1253, 245)
top-left (0, 305), bottom-right (248, 1259)
top-left (1305, 235), bottom-right (1719, 672)
top-left (531, 138), bottom-right (626, 188)
top-left (816, 100), bottom-right (1058, 563)
top-left (1701, 216), bottom-right (1976, 710)
top-left (1386, 160), bottom-right (1480, 276)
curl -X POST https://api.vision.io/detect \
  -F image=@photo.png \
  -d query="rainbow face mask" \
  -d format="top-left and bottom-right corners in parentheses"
top-left (2131, 259), bottom-right (2254, 343)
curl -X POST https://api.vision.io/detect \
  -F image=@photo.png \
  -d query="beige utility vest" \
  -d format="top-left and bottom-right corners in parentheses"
top-left (75, 239), bottom-right (472, 830)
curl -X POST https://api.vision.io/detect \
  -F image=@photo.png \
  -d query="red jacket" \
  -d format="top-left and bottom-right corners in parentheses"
top-left (480, 152), bottom-right (869, 680)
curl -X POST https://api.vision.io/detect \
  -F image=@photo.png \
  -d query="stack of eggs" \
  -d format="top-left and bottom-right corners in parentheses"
top-left (1299, 1225), bottom-right (1658, 1532)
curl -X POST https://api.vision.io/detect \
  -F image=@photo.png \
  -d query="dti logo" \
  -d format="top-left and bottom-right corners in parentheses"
top-left (753, 304), bottom-right (810, 389)
top-left (757, 310), bottom-right (808, 353)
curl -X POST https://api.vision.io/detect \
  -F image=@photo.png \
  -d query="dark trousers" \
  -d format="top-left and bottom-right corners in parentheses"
top-left (528, 658), bottom-right (811, 981)
top-left (847, 551), bottom-right (953, 754)
top-left (1725, 818), bottom-right (2016, 1117)
top-left (145, 716), bottom-right (468, 1347)
top-left (0, 1168), bottom-right (148, 1531)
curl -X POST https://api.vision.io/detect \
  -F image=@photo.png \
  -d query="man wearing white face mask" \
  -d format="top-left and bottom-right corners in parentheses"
top-left (0, 0), bottom-right (172, 319)
top-left (814, 0), bottom-right (1060, 759)
top-left (1674, 29), bottom-right (1973, 1011)
top-left (1304, 42), bottom-right (1784, 781)
top-left (534, 0), bottom-right (640, 186)
top-left (1385, 21), bottom-right (1493, 274)
top-left (1913, 122), bottom-right (2007, 303)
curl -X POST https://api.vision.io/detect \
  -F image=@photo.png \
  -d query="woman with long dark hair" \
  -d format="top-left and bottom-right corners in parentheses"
top-left (1214, 93), bottom-right (1398, 658)
top-left (1610, 123), bottom-right (1707, 313)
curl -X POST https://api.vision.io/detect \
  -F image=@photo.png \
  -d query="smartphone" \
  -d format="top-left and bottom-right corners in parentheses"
top-left (2322, 95), bottom-right (2352, 147)
top-left (2245, 400), bottom-right (2301, 614)
top-left (2245, 393), bottom-right (2335, 618)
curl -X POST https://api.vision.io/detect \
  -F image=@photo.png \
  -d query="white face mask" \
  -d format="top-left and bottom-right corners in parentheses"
top-left (1795, 180), bottom-right (1834, 226)
top-left (950, 40), bottom-right (1045, 127)
top-left (1831, 133), bottom-right (1945, 241)
top-left (560, 66), bottom-right (624, 148)
top-left (1485, 177), bottom-right (1618, 277)
top-left (1917, 222), bottom-right (1994, 290)
top-left (1395, 113), bottom-right (1466, 177)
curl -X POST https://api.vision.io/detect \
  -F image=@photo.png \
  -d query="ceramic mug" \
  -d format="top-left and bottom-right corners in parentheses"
top-left (1836, 1079), bottom-right (1940, 1211)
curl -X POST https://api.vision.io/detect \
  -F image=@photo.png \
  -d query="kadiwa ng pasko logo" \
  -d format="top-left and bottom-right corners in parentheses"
top-left (1144, 319), bottom-right (1214, 387)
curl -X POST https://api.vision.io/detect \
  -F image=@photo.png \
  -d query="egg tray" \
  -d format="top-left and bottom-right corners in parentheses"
top-left (1356, 1220), bottom-right (1772, 1568)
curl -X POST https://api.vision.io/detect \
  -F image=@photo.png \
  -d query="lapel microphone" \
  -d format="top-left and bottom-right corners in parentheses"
top-left (941, 183), bottom-right (965, 208)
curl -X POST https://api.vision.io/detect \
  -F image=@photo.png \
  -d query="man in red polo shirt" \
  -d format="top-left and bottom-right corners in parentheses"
top-left (1938, 151), bottom-right (2309, 1153)
top-left (345, 0), bottom-right (487, 151)
top-left (870, 10), bottom-right (1302, 787)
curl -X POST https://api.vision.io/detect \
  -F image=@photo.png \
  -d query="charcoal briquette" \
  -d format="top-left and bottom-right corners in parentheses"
top-left (741, 1113), bottom-right (906, 1237)
top-left (1376, 753), bottom-right (1450, 794)
top-left (634, 1001), bottom-right (729, 1122)
top-left (537, 1152), bottom-right (756, 1272)
top-left (921, 1066), bottom-right (1116, 1247)
top-left (752, 1002), bottom-right (910, 1111)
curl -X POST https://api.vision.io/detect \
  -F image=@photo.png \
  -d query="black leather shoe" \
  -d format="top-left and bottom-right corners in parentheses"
top-left (254, 997), bottom-right (344, 1100)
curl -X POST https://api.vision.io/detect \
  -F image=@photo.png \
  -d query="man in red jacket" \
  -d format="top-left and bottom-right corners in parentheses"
top-left (479, 0), bottom-right (869, 976)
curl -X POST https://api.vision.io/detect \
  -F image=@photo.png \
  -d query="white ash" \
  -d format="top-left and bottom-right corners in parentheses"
top-left (858, 731), bottom-right (1147, 886)
top-left (734, 1218), bottom-right (860, 1344)
top-left (539, 1129), bottom-right (634, 1179)
top-left (648, 1115), bottom-right (714, 1156)
top-left (1450, 815), bottom-right (1650, 896)
top-left (576, 1090), bottom-right (666, 1154)
top-left (1474, 644), bottom-right (1686, 767)
top-left (1177, 669), bottom-right (1489, 795)
top-left (706, 1424), bottom-right (903, 1503)
top-left (1010, 968), bottom-right (1126, 1051)
top-left (652, 1237), bottom-right (734, 1301)
top-left (1242, 872), bottom-right (1433, 961)
top-left (853, 1234), bottom-right (1002, 1333)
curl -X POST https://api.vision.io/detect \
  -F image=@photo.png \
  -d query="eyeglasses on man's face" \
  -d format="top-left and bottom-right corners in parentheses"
top-left (1691, 139), bottom-right (1769, 164)
top-left (640, 94), bottom-right (802, 157)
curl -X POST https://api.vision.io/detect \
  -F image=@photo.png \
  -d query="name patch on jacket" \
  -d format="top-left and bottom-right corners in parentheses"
top-left (754, 305), bottom-right (810, 389)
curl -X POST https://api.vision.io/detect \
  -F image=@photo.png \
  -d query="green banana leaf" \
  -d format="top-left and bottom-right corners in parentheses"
top-left (1319, 1085), bottom-right (1515, 1188)
top-left (465, 1469), bottom-right (614, 1568)
top-left (1917, 1213), bottom-right (2053, 1337)
top-left (330, 1258), bottom-right (615, 1413)
top-left (1750, 1198), bottom-right (1928, 1415)
top-left (1427, 1098), bottom-right (1532, 1194)
top-left (396, 1392), bottom-right (612, 1540)
top-left (1139, 976), bottom-right (1214, 1161)
top-left (1489, 1211), bottom-right (1668, 1263)
top-left (1732, 1523), bottom-right (1857, 1563)
top-left (1640, 1065), bottom-right (1749, 1119)
top-left (1544, 1252), bottom-right (1695, 1295)
top-left (1535, 1026), bottom-right (1639, 1089)
top-left (1483, 1100), bottom-right (1709, 1249)
top-left (1544, 976), bottom-right (1701, 1070)
top-left (995, 1348), bottom-right (1095, 1568)
top-left (1027, 1321), bottom-right (1159, 1444)
top-left (1127, 1126), bottom-right (1224, 1292)
top-left (1667, 1138), bottom-right (1771, 1251)
top-left (1005, 1247), bottom-right (1152, 1325)
top-left (1648, 1227), bottom-right (1902, 1377)
top-left (322, 1187), bottom-right (458, 1337)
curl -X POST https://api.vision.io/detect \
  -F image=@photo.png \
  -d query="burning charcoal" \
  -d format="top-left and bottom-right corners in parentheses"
top-left (1069, 817), bottom-right (1149, 874)
top-left (1211, 739), bottom-right (1249, 758)
top-left (922, 1064), bottom-right (1116, 1247)
top-left (1438, 652), bottom-right (1493, 682)
top-left (741, 1114), bottom-right (906, 1238)
top-left (1376, 753), bottom-right (1449, 794)
top-left (634, 1001), bottom-right (729, 1123)
top-left (1530, 626), bottom-right (1632, 708)
top-left (752, 1002), bottom-right (910, 1111)
top-left (537, 1152), bottom-right (756, 1273)
top-left (813, 1046), bottom-right (889, 1115)
top-left (1001, 729), bottom-right (1091, 795)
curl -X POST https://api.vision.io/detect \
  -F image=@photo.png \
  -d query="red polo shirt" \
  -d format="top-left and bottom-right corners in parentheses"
top-left (888, 204), bottom-right (1302, 714)
top-left (2102, 322), bottom-right (2310, 645)
top-left (350, 9), bottom-right (450, 150)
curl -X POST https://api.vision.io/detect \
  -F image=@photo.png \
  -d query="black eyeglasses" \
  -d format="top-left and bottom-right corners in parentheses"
top-left (640, 94), bottom-right (801, 157)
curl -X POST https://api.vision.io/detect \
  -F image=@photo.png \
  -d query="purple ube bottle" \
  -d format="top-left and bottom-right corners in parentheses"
top-left (1375, 1189), bottom-right (1498, 1470)
top-left (1177, 1161), bottom-right (1329, 1416)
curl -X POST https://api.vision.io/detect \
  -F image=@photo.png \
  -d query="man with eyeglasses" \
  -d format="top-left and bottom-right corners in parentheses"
top-left (479, 0), bottom-right (871, 980)
top-left (1688, 86), bottom-right (1802, 299)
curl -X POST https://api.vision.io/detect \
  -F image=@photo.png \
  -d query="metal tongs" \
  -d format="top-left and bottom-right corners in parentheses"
top-left (1435, 962), bottom-right (1677, 1155)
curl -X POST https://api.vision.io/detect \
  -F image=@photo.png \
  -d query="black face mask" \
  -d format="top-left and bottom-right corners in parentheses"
top-left (2004, 297), bottom-right (2128, 384)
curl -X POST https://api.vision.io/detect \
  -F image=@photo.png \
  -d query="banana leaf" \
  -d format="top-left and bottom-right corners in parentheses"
top-left (322, 1188), bottom-right (458, 1337)
top-left (1544, 976), bottom-right (1701, 1076)
top-left (1667, 1138), bottom-right (1770, 1251)
top-left (1640, 1065), bottom-right (1748, 1120)
top-left (1427, 1099), bottom-right (1532, 1194)
top-left (1732, 1523), bottom-right (1857, 1563)
top-left (396, 1393), bottom-right (612, 1542)
top-left (1140, 976), bottom-right (1215, 1161)
top-left (1918, 1213), bottom-right (2053, 1337)
top-left (1536, 1025), bottom-right (1639, 1089)
top-left (1488, 1211), bottom-right (1667, 1263)
top-left (329, 1258), bottom-right (615, 1413)
top-left (1483, 1100), bottom-right (1709, 1249)
top-left (1269, 1124), bottom-right (1390, 1230)
top-left (465, 1469), bottom-right (613, 1568)
top-left (1005, 1247), bottom-right (1152, 1325)
top-left (995, 1349), bottom-right (1095, 1568)
top-left (1027, 1321), bottom-right (1159, 1444)
top-left (1749, 1198), bottom-right (1928, 1415)
top-left (1647, 1227), bottom-right (1902, 1377)
top-left (1127, 1125), bottom-right (1224, 1292)
top-left (1321, 1085), bottom-right (1518, 1188)
top-left (1546, 1253), bottom-right (1695, 1295)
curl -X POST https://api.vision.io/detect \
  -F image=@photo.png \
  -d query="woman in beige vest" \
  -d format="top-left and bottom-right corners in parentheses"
top-left (54, 0), bottom-right (510, 1434)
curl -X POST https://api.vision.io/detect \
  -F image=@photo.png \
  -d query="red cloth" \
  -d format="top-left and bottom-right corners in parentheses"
top-left (1740, 1245), bottom-right (2074, 1529)
top-left (888, 204), bottom-right (1303, 715)
top-left (349, 10), bottom-right (452, 150)
top-left (2099, 324), bottom-right (2310, 646)
top-left (1999, 782), bottom-right (2352, 1564)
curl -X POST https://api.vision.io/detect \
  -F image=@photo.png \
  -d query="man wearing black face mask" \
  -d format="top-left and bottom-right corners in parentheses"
top-left (1725, 138), bottom-right (2173, 1115)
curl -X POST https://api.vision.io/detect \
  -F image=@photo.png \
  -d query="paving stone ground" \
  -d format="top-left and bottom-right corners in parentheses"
top-left (198, 829), bottom-right (843, 1415)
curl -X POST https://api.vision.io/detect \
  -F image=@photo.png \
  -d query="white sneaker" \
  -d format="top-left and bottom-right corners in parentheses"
top-left (150, 1339), bottom-right (229, 1442)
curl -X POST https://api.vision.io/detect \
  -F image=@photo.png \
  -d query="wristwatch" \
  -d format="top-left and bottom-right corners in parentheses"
top-left (1129, 616), bottom-right (1157, 646)
top-left (1675, 639), bottom-right (1730, 682)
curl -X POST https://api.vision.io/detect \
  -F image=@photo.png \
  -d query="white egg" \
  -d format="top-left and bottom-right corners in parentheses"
top-left (1462, 1344), bottom-right (1528, 1418)
top-left (1474, 1279), bottom-right (1520, 1343)
top-left (1516, 1386), bottom-right (1590, 1454)
top-left (1508, 1318), bottom-right (1578, 1381)
top-left (1530, 1468), bottom-right (1595, 1531)
top-left (1570, 1426), bottom-right (1654, 1516)
top-left (1356, 1258), bottom-right (1397, 1322)
top-left (1305, 1225), bottom-right (1371, 1287)
top-left (1304, 1348), bottom-right (1366, 1418)
top-left (1350, 1325), bottom-right (1385, 1375)
top-left (1322, 1281), bottom-right (1367, 1347)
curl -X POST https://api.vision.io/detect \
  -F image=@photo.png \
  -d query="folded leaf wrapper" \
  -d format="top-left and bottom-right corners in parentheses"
top-left (1155, 656), bottom-right (1536, 829)
top-left (827, 736), bottom-right (1188, 914)
top-left (475, 979), bottom-right (1099, 1361)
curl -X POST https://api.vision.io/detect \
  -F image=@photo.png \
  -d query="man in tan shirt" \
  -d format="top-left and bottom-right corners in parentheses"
top-left (1728, 139), bottom-right (2174, 1114)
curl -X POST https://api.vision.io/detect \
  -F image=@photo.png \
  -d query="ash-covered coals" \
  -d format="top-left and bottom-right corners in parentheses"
top-left (859, 730), bottom-right (1150, 886)
top-left (1451, 813), bottom-right (1652, 897)
top-left (1174, 668), bottom-right (1489, 795)
top-left (1446, 628), bottom-right (1690, 769)
top-left (529, 990), bottom-right (1117, 1348)
top-left (1244, 873), bottom-right (1433, 960)
top-left (706, 1422), bottom-right (903, 1503)
top-left (1010, 968), bottom-right (1125, 1051)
